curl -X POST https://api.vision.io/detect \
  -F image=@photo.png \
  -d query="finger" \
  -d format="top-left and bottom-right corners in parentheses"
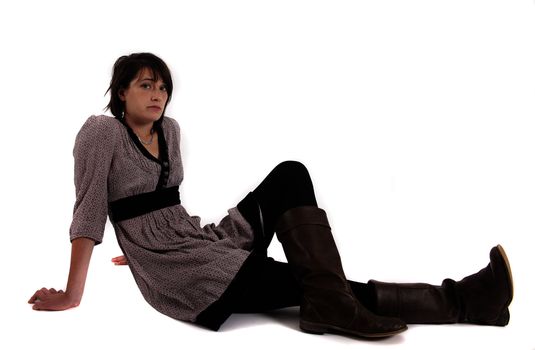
top-left (113, 256), bottom-right (127, 265)
top-left (28, 291), bottom-right (44, 304)
top-left (33, 298), bottom-right (46, 310)
top-left (50, 288), bottom-right (57, 293)
top-left (33, 290), bottom-right (47, 301)
top-left (28, 290), bottom-right (41, 303)
top-left (28, 291), bottom-right (39, 303)
top-left (33, 297), bottom-right (68, 311)
top-left (33, 302), bottom-right (47, 311)
top-left (39, 288), bottom-right (52, 296)
top-left (112, 256), bottom-right (126, 264)
top-left (33, 297), bottom-right (58, 311)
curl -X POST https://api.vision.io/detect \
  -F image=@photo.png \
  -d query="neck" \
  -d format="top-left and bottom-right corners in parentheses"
top-left (124, 115), bottom-right (156, 138)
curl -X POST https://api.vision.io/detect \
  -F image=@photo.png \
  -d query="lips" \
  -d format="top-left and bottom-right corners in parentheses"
top-left (148, 106), bottom-right (162, 110)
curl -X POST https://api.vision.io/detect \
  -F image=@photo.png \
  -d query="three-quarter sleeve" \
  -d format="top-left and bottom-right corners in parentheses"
top-left (168, 116), bottom-right (184, 181)
top-left (169, 117), bottom-right (182, 154)
top-left (69, 115), bottom-right (116, 245)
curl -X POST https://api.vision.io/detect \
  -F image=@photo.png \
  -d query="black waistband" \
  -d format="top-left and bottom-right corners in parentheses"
top-left (109, 186), bottom-right (181, 222)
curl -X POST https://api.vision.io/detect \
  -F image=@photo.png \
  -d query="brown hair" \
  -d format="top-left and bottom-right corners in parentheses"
top-left (104, 52), bottom-right (174, 126)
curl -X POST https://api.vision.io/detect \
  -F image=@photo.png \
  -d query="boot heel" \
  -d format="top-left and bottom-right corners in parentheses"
top-left (300, 320), bottom-right (327, 335)
top-left (495, 309), bottom-right (510, 326)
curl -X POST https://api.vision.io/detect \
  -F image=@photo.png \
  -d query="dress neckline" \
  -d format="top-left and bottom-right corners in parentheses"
top-left (114, 116), bottom-right (164, 164)
top-left (114, 115), bottom-right (171, 190)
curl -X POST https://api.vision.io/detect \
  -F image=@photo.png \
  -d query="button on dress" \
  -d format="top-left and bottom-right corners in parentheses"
top-left (69, 114), bottom-right (256, 323)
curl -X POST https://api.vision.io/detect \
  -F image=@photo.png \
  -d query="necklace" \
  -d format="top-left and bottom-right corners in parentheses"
top-left (137, 129), bottom-right (155, 145)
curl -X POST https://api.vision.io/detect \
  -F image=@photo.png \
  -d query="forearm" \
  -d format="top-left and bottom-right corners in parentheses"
top-left (65, 237), bottom-right (95, 304)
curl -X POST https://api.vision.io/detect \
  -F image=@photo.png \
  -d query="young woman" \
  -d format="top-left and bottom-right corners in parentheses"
top-left (28, 52), bottom-right (514, 339)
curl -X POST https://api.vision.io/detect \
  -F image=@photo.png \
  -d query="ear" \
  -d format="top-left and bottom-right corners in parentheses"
top-left (118, 88), bottom-right (126, 102)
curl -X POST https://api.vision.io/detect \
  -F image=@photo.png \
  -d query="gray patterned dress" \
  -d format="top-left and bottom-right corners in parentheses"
top-left (69, 114), bottom-right (256, 323)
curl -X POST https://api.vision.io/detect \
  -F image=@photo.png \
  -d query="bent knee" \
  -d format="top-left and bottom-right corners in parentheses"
top-left (274, 160), bottom-right (310, 177)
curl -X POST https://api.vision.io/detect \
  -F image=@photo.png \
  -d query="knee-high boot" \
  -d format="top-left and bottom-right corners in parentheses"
top-left (368, 245), bottom-right (514, 326)
top-left (274, 206), bottom-right (407, 338)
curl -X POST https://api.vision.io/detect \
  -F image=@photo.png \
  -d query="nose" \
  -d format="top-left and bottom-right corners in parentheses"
top-left (151, 89), bottom-right (166, 101)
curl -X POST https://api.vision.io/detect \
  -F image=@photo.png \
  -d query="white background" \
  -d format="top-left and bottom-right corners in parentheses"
top-left (1, 0), bottom-right (534, 349)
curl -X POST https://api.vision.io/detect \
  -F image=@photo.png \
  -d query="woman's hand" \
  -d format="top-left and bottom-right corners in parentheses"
top-left (111, 255), bottom-right (128, 265)
top-left (28, 288), bottom-right (79, 311)
top-left (29, 237), bottom-right (95, 312)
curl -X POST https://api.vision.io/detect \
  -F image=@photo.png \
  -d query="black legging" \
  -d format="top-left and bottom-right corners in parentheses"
top-left (233, 160), bottom-right (374, 314)
top-left (237, 160), bottom-right (318, 255)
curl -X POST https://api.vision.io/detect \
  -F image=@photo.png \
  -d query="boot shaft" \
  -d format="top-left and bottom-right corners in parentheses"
top-left (370, 279), bottom-right (460, 324)
top-left (275, 206), bottom-right (356, 317)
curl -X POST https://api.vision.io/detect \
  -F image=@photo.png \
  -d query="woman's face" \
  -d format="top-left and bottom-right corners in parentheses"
top-left (119, 67), bottom-right (169, 123)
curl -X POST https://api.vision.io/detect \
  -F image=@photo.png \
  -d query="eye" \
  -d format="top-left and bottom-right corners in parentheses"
top-left (141, 83), bottom-right (151, 89)
top-left (160, 85), bottom-right (167, 91)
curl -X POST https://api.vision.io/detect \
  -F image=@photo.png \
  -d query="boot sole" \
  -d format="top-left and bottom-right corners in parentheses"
top-left (300, 320), bottom-right (408, 338)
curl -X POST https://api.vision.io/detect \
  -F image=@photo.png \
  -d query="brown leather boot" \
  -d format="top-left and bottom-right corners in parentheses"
top-left (369, 245), bottom-right (514, 326)
top-left (274, 206), bottom-right (407, 338)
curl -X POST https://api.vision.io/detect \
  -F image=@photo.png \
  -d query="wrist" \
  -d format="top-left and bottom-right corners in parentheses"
top-left (65, 289), bottom-right (82, 306)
